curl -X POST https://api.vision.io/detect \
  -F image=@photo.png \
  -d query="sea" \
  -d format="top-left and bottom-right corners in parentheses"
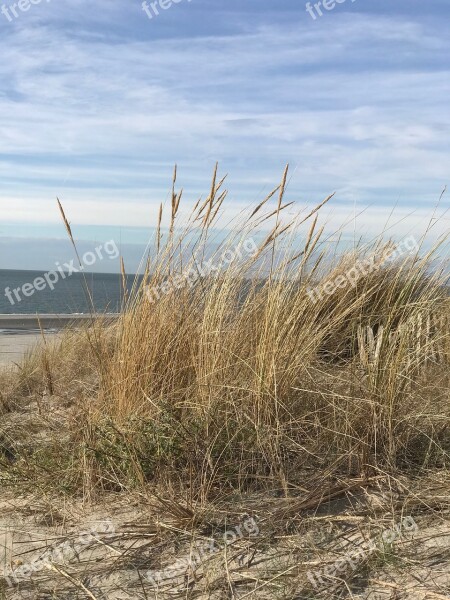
top-left (0, 269), bottom-right (139, 315)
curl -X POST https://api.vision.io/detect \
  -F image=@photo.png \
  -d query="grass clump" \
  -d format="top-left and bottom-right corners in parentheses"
top-left (2, 166), bottom-right (449, 504)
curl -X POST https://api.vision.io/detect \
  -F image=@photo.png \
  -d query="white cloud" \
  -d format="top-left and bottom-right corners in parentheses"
top-left (0, 7), bottom-right (448, 244)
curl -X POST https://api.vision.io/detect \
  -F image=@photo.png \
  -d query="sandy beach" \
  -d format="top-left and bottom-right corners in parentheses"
top-left (0, 332), bottom-right (56, 367)
top-left (0, 314), bottom-right (117, 367)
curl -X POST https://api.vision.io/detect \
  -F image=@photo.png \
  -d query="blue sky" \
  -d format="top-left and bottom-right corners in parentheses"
top-left (0, 0), bottom-right (449, 271)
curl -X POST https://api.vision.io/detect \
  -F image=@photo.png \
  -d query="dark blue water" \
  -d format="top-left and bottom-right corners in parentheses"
top-left (0, 269), bottom-right (140, 314)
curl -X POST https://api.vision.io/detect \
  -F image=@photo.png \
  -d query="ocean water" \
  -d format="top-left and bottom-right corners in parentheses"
top-left (0, 269), bottom-right (139, 315)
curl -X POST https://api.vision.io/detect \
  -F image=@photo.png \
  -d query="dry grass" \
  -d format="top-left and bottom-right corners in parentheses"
top-left (0, 166), bottom-right (449, 598)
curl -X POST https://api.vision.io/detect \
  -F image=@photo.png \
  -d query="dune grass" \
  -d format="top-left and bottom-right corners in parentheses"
top-left (0, 167), bottom-right (449, 599)
top-left (1, 166), bottom-right (449, 505)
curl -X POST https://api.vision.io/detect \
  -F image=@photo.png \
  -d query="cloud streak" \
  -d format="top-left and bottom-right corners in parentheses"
top-left (0, 0), bottom-right (449, 269)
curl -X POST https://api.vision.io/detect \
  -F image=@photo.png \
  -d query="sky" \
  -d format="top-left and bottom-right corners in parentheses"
top-left (0, 0), bottom-right (449, 272)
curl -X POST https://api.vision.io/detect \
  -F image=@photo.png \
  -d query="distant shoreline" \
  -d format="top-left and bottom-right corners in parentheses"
top-left (0, 313), bottom-right (119, 332)
top-left (0, 314), bottom-right (119, 366)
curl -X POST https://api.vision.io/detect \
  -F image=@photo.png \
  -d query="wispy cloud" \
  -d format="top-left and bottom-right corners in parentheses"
top-left (0, 0), bottom-right (449, 269)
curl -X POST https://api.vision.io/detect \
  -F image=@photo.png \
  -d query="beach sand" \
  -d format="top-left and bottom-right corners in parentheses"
top-left (0, 332), bottom-right (55, 366)
top-left (0, 314), bottom-right (117, 367)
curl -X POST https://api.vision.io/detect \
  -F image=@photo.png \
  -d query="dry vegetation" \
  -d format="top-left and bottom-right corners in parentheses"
top-left (0, 166), bottom-right (449, 599)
